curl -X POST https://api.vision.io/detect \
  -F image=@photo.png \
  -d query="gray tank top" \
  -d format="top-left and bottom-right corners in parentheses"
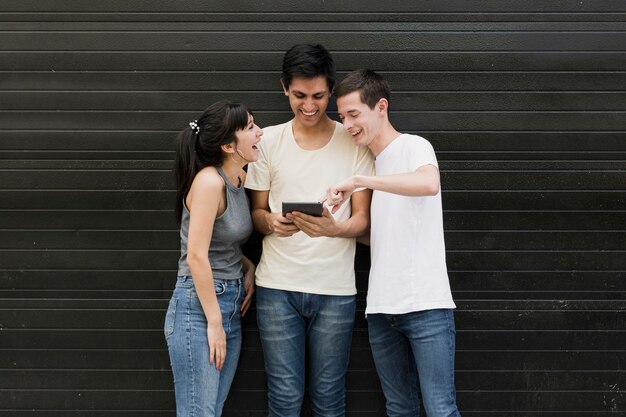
top-left (177, 167), bottom-right (253, 279)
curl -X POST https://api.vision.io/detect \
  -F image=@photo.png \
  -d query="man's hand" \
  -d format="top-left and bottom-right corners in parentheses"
top-left (321, 176), bottom-right (358, 214)
top-left (287, 206), bottom-right (340, 238)
top-left (268, 212), bottom-right (301, 237)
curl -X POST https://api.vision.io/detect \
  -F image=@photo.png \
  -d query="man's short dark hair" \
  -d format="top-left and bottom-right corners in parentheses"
top-left (334, 69), bottom-right (390, 109)
top-left (281, 44), bottom-right (336, 92)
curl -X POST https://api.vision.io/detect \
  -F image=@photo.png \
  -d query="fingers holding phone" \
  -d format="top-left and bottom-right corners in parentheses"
top-left (288, 205), bottom-right (338, 238)
top-left (269, 212), bottom-right (300, 237)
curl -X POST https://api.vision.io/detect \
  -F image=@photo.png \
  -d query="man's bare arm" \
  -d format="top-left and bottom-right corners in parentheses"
top-left (250, 190), bottom-right (300, 237)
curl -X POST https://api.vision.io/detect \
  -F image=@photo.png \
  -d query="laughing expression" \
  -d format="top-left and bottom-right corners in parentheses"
top-left (282, 76), bottom-right (331, 128)
top-left (235, 113), bottom-right (263, 162)
top-left (337, 91), bottom-right (384, 148)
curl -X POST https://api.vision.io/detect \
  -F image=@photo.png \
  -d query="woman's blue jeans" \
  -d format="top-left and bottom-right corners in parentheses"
top-left (164, 276), bottom-right (244, 417)
top-left (256, 286), bottom-right (356, 417)
top-left (367, 309), bottom-right (462, 417)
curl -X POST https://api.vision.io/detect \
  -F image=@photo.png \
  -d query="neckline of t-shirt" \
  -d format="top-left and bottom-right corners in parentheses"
top-left (288, 119), bottom-right (339, 152)
top-left (375, 133), bottom-right (408, 161)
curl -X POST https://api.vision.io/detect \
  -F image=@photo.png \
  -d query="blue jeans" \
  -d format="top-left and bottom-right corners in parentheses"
top-left (367, 309), bottom-right (461, 417)
top-left (164, 276), bottom-right (244, 417)
top-left (256, 286), bottom-right (356, 417)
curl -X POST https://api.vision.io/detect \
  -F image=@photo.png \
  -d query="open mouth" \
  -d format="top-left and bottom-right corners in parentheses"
top-left (351, 129), bottom-right (362, 137)
top-left (301, 109), bottom-right (318, 116)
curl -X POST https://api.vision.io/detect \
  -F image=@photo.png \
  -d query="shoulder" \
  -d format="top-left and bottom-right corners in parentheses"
top-left (191, 167), bottom-right (225, 192)
top-left (330, 121), bottom-right (359, 149)
top-left (405, 133), bottom-right (433, 147)
top-left (392, 134), bottom-right (434, 153)
top-left (394, 134), bottom-right (438, 168)
top-left (186, 167), bottom-right (225, 209)
top-left (262, 121), bottom-right (290, 135)
top-left (258, 121), bottom-right (291, 148)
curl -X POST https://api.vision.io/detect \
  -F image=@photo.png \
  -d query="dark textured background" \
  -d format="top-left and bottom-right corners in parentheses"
top-left (1, 1), bottom-right (625, 415)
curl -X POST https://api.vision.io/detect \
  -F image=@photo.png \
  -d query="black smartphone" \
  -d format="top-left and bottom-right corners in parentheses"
top-left (282, 202), bottom-right (324, 217)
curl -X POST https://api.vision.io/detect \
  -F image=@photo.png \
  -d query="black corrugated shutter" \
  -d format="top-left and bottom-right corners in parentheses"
top-left (1, 1), bottom-right (624, 415)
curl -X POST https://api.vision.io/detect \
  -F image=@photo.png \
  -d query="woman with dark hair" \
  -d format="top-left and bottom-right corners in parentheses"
top-left (164, 100), bottom-right (263, 416)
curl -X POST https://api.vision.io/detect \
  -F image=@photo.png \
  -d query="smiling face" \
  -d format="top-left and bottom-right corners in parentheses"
top-left (282, 75), bottom-right (331, 129)
top-left (337, 91), bottom-right (385, 149)
top-left (234, 113), bottom-right (263, 163)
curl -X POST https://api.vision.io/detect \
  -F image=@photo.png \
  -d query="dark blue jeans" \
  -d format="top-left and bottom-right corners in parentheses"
top-left (367, 309), bottom-right (461, 417)
top-left (256, 286), bottom-right (356, 417)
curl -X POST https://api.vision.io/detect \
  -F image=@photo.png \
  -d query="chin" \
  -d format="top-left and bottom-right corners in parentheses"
top-left (301, 116), bottom-right (323, 126)
top-left (351, 132), bottom-right (365, 144)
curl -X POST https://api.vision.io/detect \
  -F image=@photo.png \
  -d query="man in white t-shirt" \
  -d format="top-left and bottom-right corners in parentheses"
top-left (245, 45), bottom-right (374, 417)
top-left (324, 69), bottom-right (461, 417)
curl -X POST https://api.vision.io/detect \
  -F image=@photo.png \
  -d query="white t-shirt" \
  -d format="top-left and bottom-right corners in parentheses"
top-left (367, 134), bottom-right (456, 314)
top-left (245, 120), bottom-right (375, 295)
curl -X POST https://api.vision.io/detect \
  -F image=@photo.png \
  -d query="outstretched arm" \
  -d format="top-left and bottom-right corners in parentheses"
top-left (323, 164), bottom-right (440, 213)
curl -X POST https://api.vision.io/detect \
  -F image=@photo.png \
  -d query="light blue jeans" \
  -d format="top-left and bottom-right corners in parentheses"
top-left (164, 276), bottom-right (244, 417)
top-left (367, 309), bottom-right (461, 417)
top-left (256, 286), bottom-right (356, 417)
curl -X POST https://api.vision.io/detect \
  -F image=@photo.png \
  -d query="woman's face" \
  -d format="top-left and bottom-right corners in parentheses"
top-left (234, 113), bottom-right (263, 163)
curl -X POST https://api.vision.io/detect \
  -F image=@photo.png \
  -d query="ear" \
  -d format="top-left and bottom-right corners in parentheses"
top-left (221, 142), bottom-right (236, 154)
top-left (280, 79), bottom-right (289, 96)
top-left (377, 98), bottom-right (389, 113)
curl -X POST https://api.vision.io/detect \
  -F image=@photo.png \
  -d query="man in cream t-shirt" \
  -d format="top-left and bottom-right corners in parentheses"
top-left (248, 119), bottom-right (372, 295)
top-left (245, 44), bottom-right (374, 417)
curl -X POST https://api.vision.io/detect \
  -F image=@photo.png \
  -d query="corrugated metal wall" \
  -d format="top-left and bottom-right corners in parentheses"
top-left (1, 1), bottom-right (625, 415)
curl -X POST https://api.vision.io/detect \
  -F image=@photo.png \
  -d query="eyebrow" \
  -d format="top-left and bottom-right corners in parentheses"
top-left (292, 90), bottom-right (328, 96)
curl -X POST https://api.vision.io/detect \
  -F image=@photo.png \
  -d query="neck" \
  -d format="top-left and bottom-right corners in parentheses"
top-left (292, 116), bottom-right (336, 150)
top-left (220, 159), bottom-right (242, 186)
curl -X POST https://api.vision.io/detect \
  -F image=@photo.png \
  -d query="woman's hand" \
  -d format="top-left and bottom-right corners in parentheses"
top-left (207, 318), bottom-right (226, 370)
top-left (241, 261), bottom-right (256, 316)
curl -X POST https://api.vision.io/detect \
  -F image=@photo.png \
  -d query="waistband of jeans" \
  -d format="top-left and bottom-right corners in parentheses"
top-left (176, 275), bottom-right (243, 288)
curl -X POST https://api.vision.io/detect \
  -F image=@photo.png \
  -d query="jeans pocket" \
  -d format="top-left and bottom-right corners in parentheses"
top-left (164, 298), bottom-right (177, 339)
top-left (214, 280), bottom-right (227, 296)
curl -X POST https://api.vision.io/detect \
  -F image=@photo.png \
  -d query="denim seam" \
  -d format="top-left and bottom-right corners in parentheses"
top-left (406, 339), bottom-right (419, 417)
top-left (186, 288), bottom-right (196, 417)
top-left (446, 310), bottom-right (456, 399)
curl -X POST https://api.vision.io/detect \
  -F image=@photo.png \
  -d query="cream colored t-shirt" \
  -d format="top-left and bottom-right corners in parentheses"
top-left (245, 120), bottom-right (375, 295)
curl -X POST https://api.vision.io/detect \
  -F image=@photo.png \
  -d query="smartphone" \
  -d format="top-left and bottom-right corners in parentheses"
top-left (282, 202), bottom-right (323, 217)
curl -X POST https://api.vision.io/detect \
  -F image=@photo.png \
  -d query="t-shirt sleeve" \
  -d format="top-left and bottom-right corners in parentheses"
top-left (354, 145), bottom-right (375, 177)
top-left (244, 142), bottom-right (271, 191)
top-left (411, 137), bottom-right (439, 170)
top-left (352, 145), bottom-right (375, 193)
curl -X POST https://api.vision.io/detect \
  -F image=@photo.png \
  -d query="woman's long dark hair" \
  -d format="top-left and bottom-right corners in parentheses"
top-left (174, 100), bottom-right (251, 224)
